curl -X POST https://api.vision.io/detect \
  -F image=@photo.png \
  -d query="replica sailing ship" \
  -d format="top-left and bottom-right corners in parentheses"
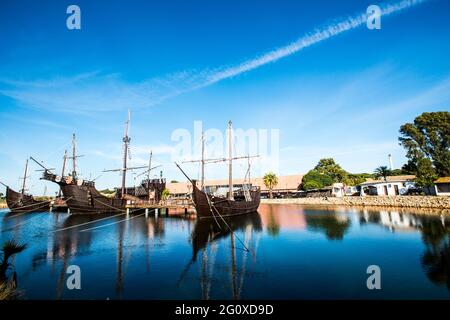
top-left (37, 113), bottom-right (165, 214)
top-left (1, 159), bottom-right (50, 213)
top-left (176, 121), bottom-right (261, 218)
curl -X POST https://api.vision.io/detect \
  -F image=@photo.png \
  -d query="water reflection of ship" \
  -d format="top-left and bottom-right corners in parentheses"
top-left (29, 213), bottom-right (168, 298)
top-left (183, 212), bottom-right (262, 299)
top-left (191, 212), bottom-right (262, 260)
top-left (48, 214), bottom-right (106, 299)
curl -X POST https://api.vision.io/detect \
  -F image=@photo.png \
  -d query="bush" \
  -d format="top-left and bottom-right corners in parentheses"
top-left (301, 170), bottom-right (333, 190)
top-left (302, 181), bottom-right (322, 190)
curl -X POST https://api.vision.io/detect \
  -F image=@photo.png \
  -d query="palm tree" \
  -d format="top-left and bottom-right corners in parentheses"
top-left (0, 240), bottom-right (27, 300)
top-left (161, 188), bottom-right (170, 201)
top-left (0, 240), bottom-right (27, 283)
top-left (263, 172), bottom-right (279, 199)
top-left (374, 166), bottom-right (391, 182)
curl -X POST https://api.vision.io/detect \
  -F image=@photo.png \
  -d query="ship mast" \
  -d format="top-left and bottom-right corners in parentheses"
top-left (67, 134), bottom-right (83, 180)
top-left (102, 114), bottom-right (148, 194)
top-left (147, 150), bottom-right (152, 188)
top-left (121, 110), bottom-right (131, 198)
top-left (181, 121), bottom-right (258, 196)
top-left (201, 132), bottom-right (205, 189)
top-left (57, 150), bottom-right (68, 197)
top-left (71, 134), bottom-right (77, 178)
top-left (228, 121), bottom-right (233, 201)
top-left (21, 158), bottom-right (29, 195)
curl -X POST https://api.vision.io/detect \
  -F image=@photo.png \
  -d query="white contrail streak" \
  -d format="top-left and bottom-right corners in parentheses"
top-left (199, 0), bottom-right (429, 87)
top-left (0, 0), bottom-right (431, 113)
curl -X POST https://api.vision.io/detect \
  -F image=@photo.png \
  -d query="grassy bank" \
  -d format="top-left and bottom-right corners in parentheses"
top-left (0, 199), bottom-right (6, 209)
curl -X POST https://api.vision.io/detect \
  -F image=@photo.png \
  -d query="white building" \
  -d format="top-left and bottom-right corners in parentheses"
top-left (435, 177), bottom-right (450, 196)
top-left (331, 183), bottom-right (345, 198)
top-left (358, 180), bottom-right (413, 196)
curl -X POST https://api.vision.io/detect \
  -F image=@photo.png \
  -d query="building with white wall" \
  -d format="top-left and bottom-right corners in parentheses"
top-left (435, 177), bottom-right (450, 196)
top-left (358, 179), bottom-right (414, 196)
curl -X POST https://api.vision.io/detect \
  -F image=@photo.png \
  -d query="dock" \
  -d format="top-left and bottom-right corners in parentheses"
top-left (124, 197), bottom-right (195, 216)
top-left (48, 196), bottom-right (196, 215)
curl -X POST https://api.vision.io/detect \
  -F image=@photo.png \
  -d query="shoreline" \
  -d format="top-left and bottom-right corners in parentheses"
top-left (261, 196), bottom-right (450, 214)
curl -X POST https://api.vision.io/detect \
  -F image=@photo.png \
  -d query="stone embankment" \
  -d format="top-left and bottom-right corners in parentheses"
top-left (262, 196), bottom-right (450, 210)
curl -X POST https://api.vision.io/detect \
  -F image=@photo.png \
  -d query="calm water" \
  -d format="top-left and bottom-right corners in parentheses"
top-left (1, 204), bottom-right (449, 300)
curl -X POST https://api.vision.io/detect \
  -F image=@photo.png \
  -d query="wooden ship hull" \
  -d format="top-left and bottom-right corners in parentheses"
top-left (5, 187), bottom-right (50, 213)
top-left (59, 183), bottom-right (126, 214)
top-left (42, 172), bottom-right (164, 214)
top-left (192, 183), bottom-right (261, 218)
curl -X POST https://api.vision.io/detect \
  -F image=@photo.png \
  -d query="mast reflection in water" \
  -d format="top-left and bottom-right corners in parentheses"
top-left (0, 204), bottom-right (449, 299)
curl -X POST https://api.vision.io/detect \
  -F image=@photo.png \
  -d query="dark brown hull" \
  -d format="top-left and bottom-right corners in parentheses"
top-left (192, 184), bottom-right (260, 218)
top-left (42, 172), bottom-right (161, 215)
top-left (6, 187), bottom-right (50, 213)
top-left (60, 184), bottom-right (127, 214)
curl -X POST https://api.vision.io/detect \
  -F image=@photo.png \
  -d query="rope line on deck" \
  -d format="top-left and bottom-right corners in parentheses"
top-left (5, 200), bottom-right (53, 219)
top-left (79, 212), bottom-right (146, 232)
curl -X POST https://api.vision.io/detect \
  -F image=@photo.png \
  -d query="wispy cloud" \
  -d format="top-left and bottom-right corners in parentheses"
top-left (200, 0), bottom-right (428, 86)
top-left (0, 0), bottom-right (429, 113)
top-left (0, 113), bottom-right (71, 130)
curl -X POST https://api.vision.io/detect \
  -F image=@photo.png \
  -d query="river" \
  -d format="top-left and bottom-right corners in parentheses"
top-left (1, 204), bottom-right (449, 299)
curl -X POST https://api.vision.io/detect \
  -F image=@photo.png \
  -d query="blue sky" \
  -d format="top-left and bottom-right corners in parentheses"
top-left (1, 0), bottom-right (450, 195)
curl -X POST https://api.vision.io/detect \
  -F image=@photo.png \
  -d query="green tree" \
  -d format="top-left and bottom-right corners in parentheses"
top-left (343, 173), bottom-right (371, 186)
top-left (161, 188), bottom-right (170, 200)
top-left (263, 172), bottom-right (278, 199)
top-left (399, 111), bottom-right (450, 177)
top-left (415, 158), bottom-right (438, 188)
top-left (314, 158), bottom-right (348, 182)
top-left (301, 170), bottom-right (333, 190)
top-left (374, 166), bottom-right (391, 181)
top-left (389, 169), bottom-right (404, 176)
top-left (401, 160), bottom-right (418, 174)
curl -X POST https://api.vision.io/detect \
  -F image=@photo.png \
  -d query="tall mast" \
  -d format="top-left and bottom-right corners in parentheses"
top-left (147, 151), bottom-right (152, 188)
top-left (21, 158), bottom-right (29, 195)
top-left (228, 121), bottom-right (233, 201)
top-left (121, 110), bottom-right (131, 198)
top-left (201, 131), bottom-right (205, 189)
top-left (248, 155), bottom-right (251, 184)
top-left (72, 133), bottom-right (77, 179)
top-left (58, 150), bottom-right (68, 197)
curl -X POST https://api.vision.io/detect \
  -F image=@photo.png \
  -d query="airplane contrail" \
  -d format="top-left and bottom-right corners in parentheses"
top-left (197, 0), bottom-right (429, 87)
top-left (0, 0), bottom-right (432, 113)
